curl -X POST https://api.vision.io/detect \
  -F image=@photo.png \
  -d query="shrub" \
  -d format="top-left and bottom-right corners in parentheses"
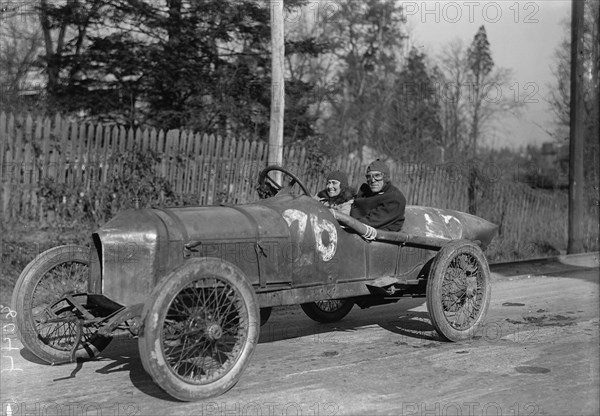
top-left (39, 149), bottom-right (188, 226)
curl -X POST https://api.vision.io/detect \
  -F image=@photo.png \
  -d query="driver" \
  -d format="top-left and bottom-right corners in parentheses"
top-left (314, 170), bottom-right (355, 215)
top-left (349, 159), bottom-right (406, 232)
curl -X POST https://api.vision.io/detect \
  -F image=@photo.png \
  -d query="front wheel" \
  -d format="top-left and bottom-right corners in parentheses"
top-left (300, 299), bottom-right (354, 323)
top-left (11, 245), bottom-right (112, 364)
top-left (426, 240), bottom-right (492, 341)
top-left (138, 258), bottom-right (260, 401)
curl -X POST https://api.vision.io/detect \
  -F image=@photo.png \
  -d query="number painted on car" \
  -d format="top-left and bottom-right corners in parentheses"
top-left (283, 209), bottom-right (337, 261)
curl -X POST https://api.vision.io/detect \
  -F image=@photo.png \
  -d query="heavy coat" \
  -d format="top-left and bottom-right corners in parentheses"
top-left (350, 182), bottom-right (406, 231)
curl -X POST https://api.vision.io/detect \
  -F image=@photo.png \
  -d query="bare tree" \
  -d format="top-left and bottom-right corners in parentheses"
top-left (437, 39), bottom-right (470, 161)
top-left (436, 31), bottom-right (523, 214)
top-left (437, 36), bottom-right (522, 162)
top-left (0, 6), bottom-right (43, 112)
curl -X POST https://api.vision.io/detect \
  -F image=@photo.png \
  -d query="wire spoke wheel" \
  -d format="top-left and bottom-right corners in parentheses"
top-left (33, 262), bottom-right (88, 349)
top-left (139, 258), bottom-right (259, 401)
top-left (162, 278), bottom-right (248, 383)
top-left (440, 254), bottom-right (483, 329)
top-left (426, 240), bottom-right (491, 341)
top-left (315, 299), bottom-right (346, 313)
top-left (301, 299), bottom-right (354, 323)
top-left (11, 245), bottom-right (112, 364)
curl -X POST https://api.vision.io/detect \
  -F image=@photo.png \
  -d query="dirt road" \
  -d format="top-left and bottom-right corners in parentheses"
top-left (2, 262), bottom-right (598, 416)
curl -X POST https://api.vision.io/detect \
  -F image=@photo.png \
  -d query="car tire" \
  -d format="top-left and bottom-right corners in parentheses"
top-left (138, 258), bottom-right (260, 401)
top-left (300, 299), bottom-right (354, 323)
top-left (11, 245), bottom-right (112, 364)
top-left (426, 239), bottom-right (492, 341)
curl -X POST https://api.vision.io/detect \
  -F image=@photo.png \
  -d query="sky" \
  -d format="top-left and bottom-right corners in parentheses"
top-left (404, 0), bottom-right (572, 150)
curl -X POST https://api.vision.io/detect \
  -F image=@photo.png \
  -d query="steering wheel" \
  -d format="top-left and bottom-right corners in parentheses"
top-left (257, 165), bottom-right (311, 199)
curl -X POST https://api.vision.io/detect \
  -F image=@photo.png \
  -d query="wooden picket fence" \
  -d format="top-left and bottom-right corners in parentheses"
top-left (0, 111), bottom-right (356, 220)
top-left (0, 111), bottom-right (468, 220)
top-left (1, 111), bottom-right (598, 254)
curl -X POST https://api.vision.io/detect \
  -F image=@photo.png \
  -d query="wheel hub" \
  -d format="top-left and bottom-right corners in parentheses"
top-left (465, 276), bottom-right (478, 298)
top-left (206, 323), bottom-right (223, 340)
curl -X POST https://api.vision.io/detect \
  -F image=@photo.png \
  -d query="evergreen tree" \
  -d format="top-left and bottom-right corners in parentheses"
top-left (382, 47), bottom-right (442, 161)
top-left (319, 0), bottom-right (406, 155)
top-left (466, 25), bottom-right (494, 157)
top-left (35, 0), bottom-right (323, 141)
top-left (37, 0), bottom-right (110, 112)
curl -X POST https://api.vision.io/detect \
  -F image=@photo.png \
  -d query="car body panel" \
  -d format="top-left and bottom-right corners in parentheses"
top-left (91, 192), bottom-right (497, 308)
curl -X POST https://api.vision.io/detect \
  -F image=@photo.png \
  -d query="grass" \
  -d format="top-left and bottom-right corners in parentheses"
top-left (0, 222), bottom-right (92, 307)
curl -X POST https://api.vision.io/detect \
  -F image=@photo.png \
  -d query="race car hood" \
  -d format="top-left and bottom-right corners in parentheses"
top-left (93, 204), bottom-right (291, 305)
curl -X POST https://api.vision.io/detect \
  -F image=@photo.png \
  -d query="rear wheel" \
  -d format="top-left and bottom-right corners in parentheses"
top-left (426, 240), bottom-right (491, 341)
top-left (300, 299), bottom-right (354, 323)
top-left (11, 245), bottom-right (111, 364)
top-left (260, 307), bottom-right (272, 326)
top-left (139, 258), bottom-right (260, 401)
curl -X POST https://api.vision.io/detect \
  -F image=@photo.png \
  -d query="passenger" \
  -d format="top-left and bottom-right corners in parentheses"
top-left (315, 170), bottom-right (355, 216)
top-left (350, 159), bottom-right (406, 232)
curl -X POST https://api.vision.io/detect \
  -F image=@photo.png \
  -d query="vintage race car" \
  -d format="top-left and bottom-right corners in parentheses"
top-left (12, 166), bottom-right (498, 401)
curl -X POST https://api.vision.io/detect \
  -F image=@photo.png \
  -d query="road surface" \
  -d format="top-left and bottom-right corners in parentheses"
top-left (1, 258), bottom-right (598, 416)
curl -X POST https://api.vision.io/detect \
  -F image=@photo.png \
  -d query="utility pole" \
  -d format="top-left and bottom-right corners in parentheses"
top-left (567, 0), bottom-right (585, 254)
top-left (268, 1), bottom-right (284, 176)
